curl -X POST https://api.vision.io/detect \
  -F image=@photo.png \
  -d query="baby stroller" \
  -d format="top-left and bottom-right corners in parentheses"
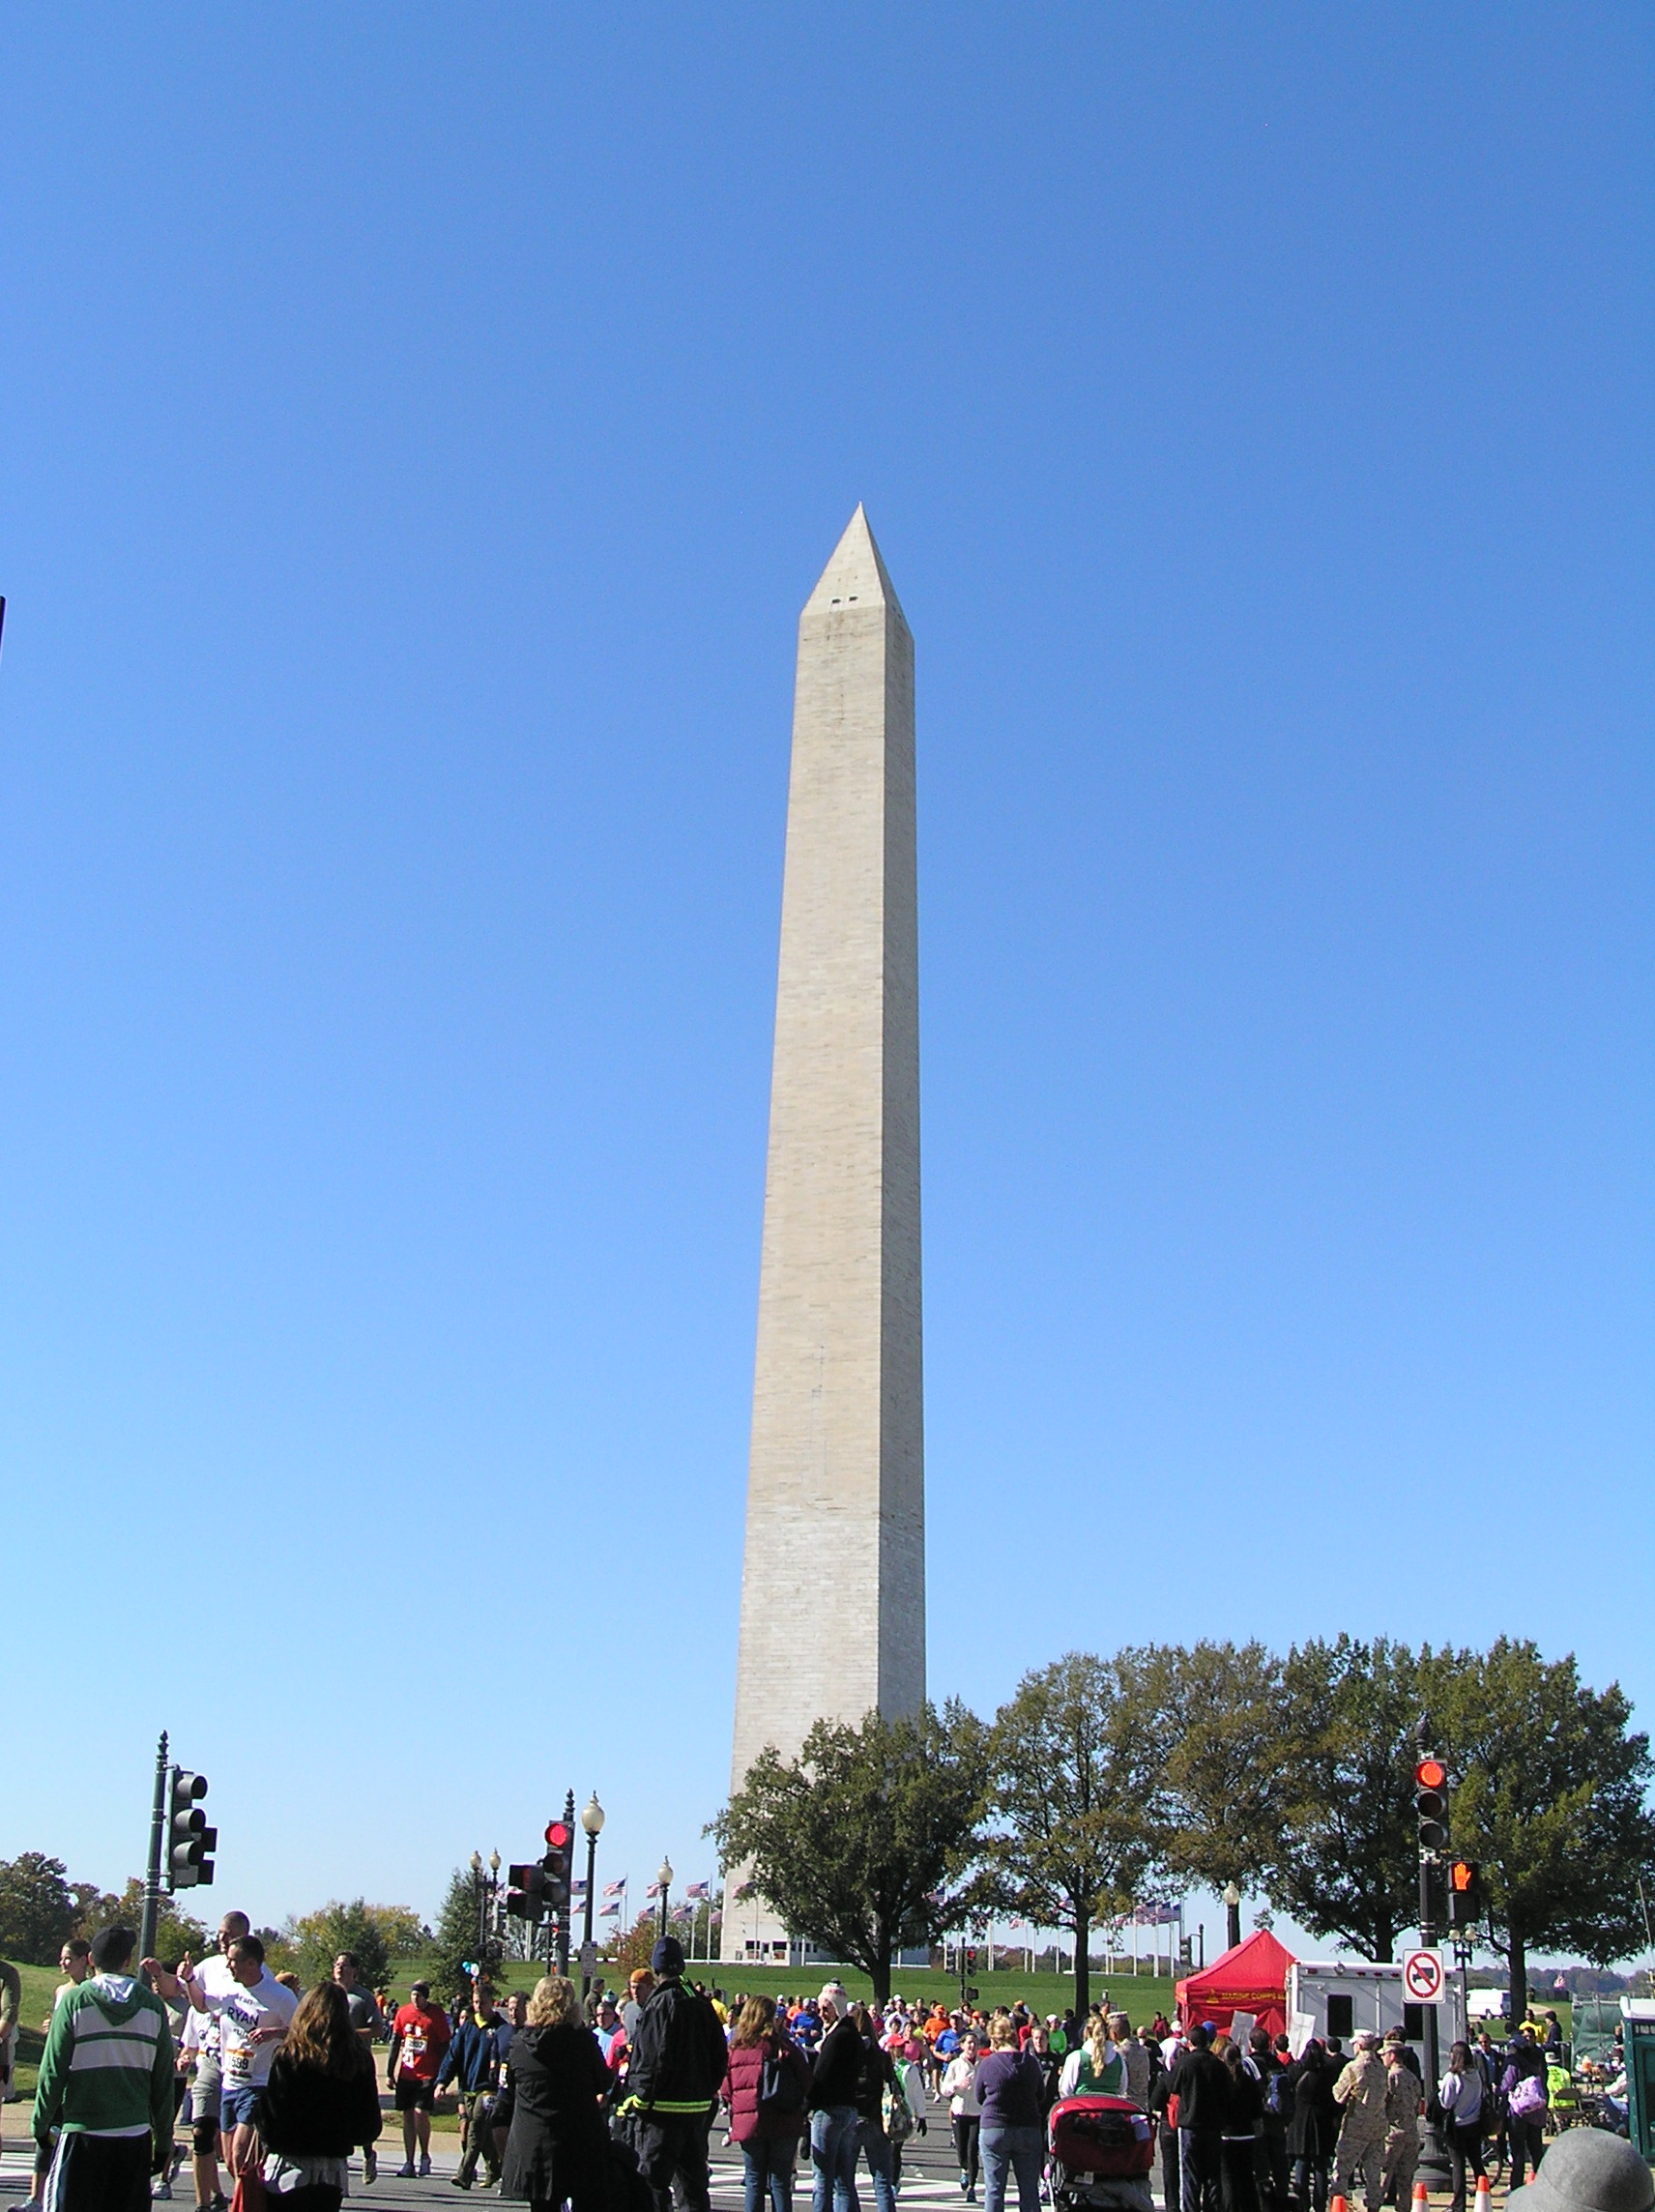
top-left (1046, 2096), bottom-right (1157, 2212)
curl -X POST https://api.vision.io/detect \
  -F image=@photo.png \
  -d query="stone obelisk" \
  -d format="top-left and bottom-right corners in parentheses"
top-left (723, 506), bottom-right (925, 1963)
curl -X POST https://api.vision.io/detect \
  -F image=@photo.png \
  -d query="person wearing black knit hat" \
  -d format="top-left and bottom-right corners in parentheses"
top-left (624, 1936), bottom-right (728, 2212)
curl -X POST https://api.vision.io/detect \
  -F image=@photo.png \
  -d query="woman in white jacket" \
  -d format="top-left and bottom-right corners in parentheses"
top-left (940, 2030), bottom-right (983, 2201)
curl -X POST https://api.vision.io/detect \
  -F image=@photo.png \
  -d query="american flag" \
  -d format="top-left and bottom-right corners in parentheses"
top-left (603, 1879), bottom-right (627, 1899)
top-left (599, 1900), bottom-right (622, 1919)
top-left (645, 1881), bottom-right (663, 1899)
top-left (684, 1881), bottom-right (711, 1901)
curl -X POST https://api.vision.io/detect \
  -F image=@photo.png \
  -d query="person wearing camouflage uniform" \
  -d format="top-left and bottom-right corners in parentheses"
top-left (1381, 2035), bottom-right (1424, 2206)
top-left (1332, 2032), bottom-right (1390, 2212)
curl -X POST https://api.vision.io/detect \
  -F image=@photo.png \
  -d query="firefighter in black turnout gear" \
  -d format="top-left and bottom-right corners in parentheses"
top-left (624, 1936), bottom-right (728, 2212)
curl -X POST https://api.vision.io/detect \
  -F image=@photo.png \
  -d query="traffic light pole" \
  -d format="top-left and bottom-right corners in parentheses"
top-left (138, 1730), bottom-right (168, 1966)
top-left (1415, 1723), bottom-right (1451, 2190)
top-left (556, 1789), bottom-right (574, 1977)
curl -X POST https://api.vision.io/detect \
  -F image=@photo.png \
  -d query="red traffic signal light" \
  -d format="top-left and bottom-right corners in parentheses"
top-left (541, 1819), bottom-right (572, 1911)
top-left (1414, 1755), bottom-right (1448, 1850)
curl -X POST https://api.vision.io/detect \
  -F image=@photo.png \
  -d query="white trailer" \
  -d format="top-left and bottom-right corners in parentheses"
top-left (1287, 1960), bottom-right (1467, 2061)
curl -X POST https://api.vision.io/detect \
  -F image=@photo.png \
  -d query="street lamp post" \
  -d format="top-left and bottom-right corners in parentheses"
top-left (580, 1794), bottom-right (605, 2002)
top-left (657, 1856), bottom-right (673, 1940)
top-left (470, 1850), bottom-right (486, 1959)
top-left (1222, 1881), bottom-right (1242, 1952)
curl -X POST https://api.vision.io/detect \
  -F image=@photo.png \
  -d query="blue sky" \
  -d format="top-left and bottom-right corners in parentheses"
top-left (2, 7), bottom-right (1649, 1956)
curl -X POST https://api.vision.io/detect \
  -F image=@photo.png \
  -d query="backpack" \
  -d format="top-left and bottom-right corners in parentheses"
top-left (1265, 2068), bottom-right (1292, 2118)
top-left (759, 2044), bottom-right (805, 2117)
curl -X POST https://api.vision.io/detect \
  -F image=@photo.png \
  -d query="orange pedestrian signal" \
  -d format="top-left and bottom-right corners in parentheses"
top-left (1447, 1858), bottom-right (1480, 1929)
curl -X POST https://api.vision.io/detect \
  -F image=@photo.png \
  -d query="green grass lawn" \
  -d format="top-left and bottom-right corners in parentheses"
top-left (8, 1962), bottom-right (66, 2098)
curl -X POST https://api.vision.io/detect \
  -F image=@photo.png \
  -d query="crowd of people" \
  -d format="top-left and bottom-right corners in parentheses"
top-left (19, 1910), bottom-right (1653, 2212)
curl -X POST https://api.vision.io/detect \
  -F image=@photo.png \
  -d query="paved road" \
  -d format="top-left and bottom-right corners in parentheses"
top-left (0, 2110), bottom-right (1515, 2212)
top-left (0, 2115), bottom-right (993, 2211)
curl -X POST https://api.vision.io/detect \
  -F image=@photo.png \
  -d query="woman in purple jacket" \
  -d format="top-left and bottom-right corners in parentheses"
top-left (725, 1996), bottom-right (811, 2212)
top-left (975, 2015), bottom-right (1047, 2212)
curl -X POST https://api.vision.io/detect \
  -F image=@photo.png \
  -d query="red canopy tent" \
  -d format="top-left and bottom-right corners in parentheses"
top-left (1175, 1929), bottom-right (1295, 2038)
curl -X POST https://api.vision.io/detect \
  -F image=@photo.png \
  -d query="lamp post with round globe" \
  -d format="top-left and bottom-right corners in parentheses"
top-left (1222, 1881), bottom-right (1242, 1952)
top-left (656, 1856), bottom-right (673, 1940)
top-left (579, 1794), bottom-right (605, 2000)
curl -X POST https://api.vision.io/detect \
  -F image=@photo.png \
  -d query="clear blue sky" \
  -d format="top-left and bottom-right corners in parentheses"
top-left (3, 8), bottom-right (1649, 1953)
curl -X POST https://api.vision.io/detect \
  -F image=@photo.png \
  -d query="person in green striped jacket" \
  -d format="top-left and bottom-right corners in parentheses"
top-left (33, 1925), bottom-right (175, 2212)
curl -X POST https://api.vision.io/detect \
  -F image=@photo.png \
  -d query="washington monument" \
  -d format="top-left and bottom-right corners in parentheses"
top-left (723, 506), bottom-right (925, 1963)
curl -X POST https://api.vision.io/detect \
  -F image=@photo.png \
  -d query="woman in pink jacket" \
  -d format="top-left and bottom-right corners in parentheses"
top-left (725, 1996), bottom-right (812, 2212)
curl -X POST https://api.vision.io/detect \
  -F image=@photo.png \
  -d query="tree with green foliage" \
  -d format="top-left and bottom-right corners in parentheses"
top-left (432, 1866), bottom-right (496, 1997)
top-left (711, 1702), bottom-right (989, 2008)
top-left (76, 1880), bottom-right (211, 1966)
top-left (1152, 1641), bottom-right (1288, 1910)
top-left (1262, 1636), bottom-right (1422, 1962)
top-left (0, 1853), bottom-right (79, 1964)
top-left (980, 1651), bottom-right (1169, 2022)
top-left (609, 1911), bottom-right (659, 1975)
top-left (284, 1899), bottom-right (416, 1990)
top-left (1422, 1640), bottom-right (1655, 2017)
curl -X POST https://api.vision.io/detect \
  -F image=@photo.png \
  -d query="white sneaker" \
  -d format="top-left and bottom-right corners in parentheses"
top-left (420, 2155), bottom-right (433, 2177)
top-left (153, 2187), bottom-right (174, 2202)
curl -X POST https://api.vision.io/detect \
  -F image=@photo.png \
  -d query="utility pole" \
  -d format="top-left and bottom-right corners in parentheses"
top-left (138, 1732), bottom-right (168, 1965)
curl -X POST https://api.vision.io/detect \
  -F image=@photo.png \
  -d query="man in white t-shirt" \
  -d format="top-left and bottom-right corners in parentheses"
top-left (181, 1936), bottom-right (298, 2177)
top-left (144, 1910), bottom-right (253, 2208)
top-left (181, 2006), bottom-right (223, 2211)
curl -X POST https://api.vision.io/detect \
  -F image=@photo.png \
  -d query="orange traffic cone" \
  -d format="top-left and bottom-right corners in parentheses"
top-left (1330, 2197), bottom-right (1349, 2212)
top-left (1413, 2184), bottom-right (1429, 2209)
top-left (1475, 2179), bottom-right (1493, 2212)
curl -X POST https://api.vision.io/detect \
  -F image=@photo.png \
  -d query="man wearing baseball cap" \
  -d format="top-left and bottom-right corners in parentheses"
top-left (388, 1979), bottom-right (451, 2178)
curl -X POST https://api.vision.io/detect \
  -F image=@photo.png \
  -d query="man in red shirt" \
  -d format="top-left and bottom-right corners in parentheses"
top-left (388, 1979), bottom-right (451, 2178)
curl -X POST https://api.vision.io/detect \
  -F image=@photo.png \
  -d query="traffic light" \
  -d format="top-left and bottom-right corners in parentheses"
top-left (1447, 1859), bottom-right (1481, 1931)
top-left (1414, 1756), bottom-right (1449, 1850)
top-left (541, 1820), bottom-right (572, 1915)
top-left (167, 1769), bottom-right (217, 1891)
top-left (505, 1864), bottom-right (547, 1920)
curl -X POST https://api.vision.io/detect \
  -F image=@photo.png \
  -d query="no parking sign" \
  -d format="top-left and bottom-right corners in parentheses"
top-left (1403, 1948), bottom-right (1445, 2002)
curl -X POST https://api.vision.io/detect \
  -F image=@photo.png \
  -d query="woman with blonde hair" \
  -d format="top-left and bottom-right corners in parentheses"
top-left (975, 2014), bottom-right (1046, 2212)
top-left (1058, 2013), bottom-right (1125, 2101)
top-left (494, 1975), bottom-right (611, 2210)
top-left (724, 1995), bottom-right (810, 2212)
top-left (254, 1978), bottom-right (382, 2207)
